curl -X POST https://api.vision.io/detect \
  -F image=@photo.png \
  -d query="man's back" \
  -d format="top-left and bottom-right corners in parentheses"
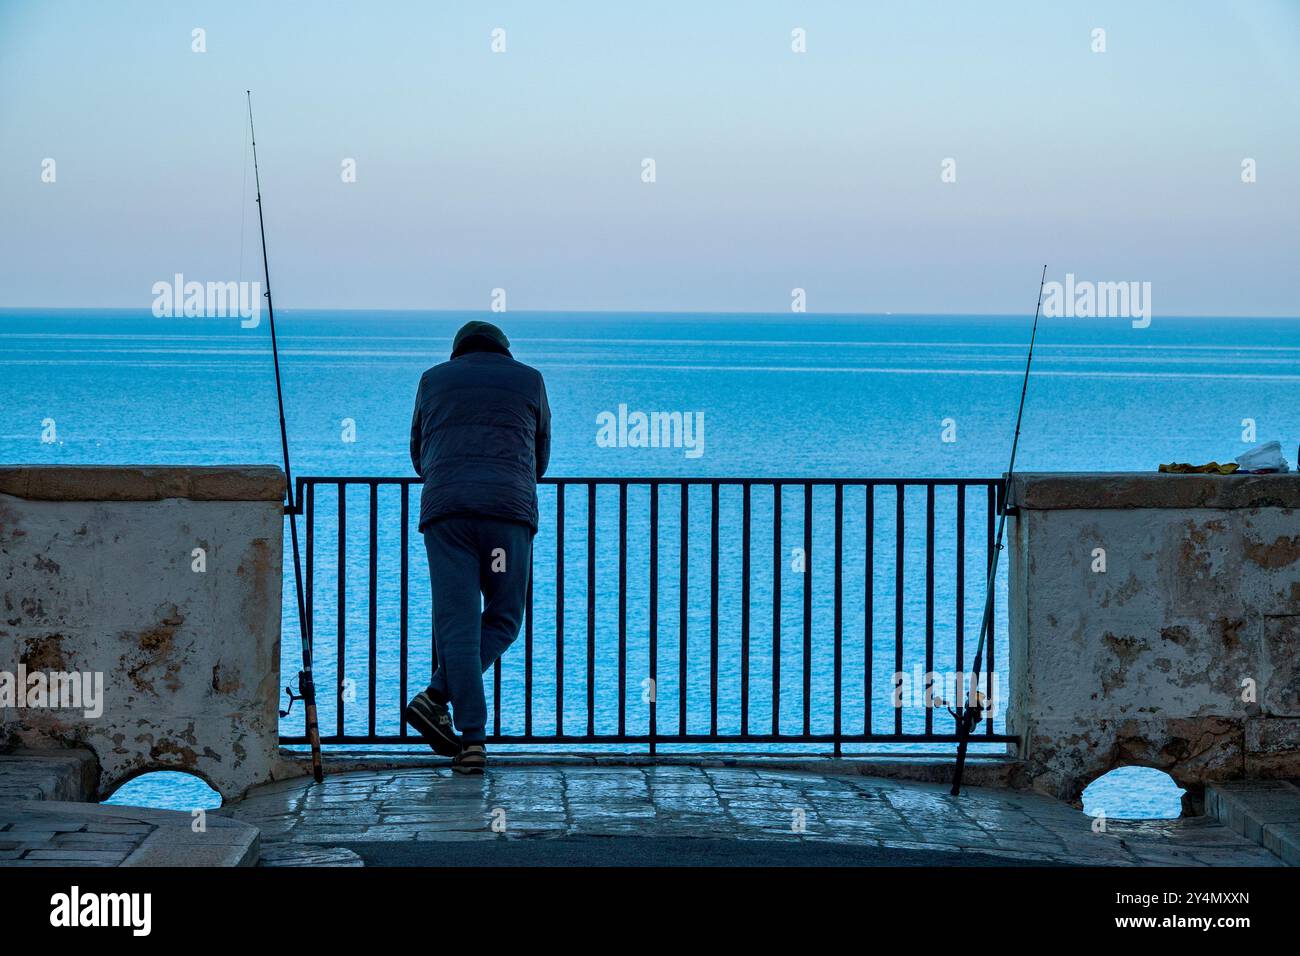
top-left (410, 350), bottom-right (551, 533)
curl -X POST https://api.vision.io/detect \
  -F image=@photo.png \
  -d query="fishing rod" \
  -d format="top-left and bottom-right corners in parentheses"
top-left (247, 91), bottom-right (324, 783)
top-left (950, 264), bottom-right (1047, 796)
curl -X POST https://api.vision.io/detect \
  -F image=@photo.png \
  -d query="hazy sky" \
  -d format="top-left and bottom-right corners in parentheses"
top-left (2, 1), bottom-right (1297, 315)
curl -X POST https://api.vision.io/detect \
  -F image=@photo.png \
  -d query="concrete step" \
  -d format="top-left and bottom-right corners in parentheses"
top-left (1206, 779), bottom-right (1300, 866)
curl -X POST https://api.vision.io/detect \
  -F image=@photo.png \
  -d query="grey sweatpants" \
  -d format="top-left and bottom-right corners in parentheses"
top-left (423, 516), bottom-right (532, 743)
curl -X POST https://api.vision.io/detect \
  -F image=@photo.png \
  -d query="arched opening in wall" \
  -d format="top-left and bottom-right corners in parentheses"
top-left (1082, 766), bottom-right (1185, 820)
top-left (101, 771), bottom-right (222, 811)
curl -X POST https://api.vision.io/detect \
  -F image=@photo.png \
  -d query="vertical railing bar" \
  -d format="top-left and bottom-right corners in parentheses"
top-left (741, 483), bottom-right (751, 736)
top-left (556, 482), bottom-right (565, 737)
top-left (399, 484), bottom-right (409, 737)
top-left (678, 484), bottom-right (688, 737)
top-left (618, 483), bottom-right (628, 738)
top-left (709, 481), bottom-right (719, 737)
top-left (802, 482), bottom-right (812, 738)
top-left (304, 480), bottom-right (315, 739)
top-left (865, 484), bottom-right (874, 737)
top-left (587, 482), bottom-right (596, 738)
top-left (833, 482), bottom-right (843, 756)
top-left (894, 482), bottom-right (904, 737)
top-left (956, 484), bottom-right (965, 679)
top-left (924, 483), bottom-right (935, 737)
top-left (649, 483), bottom-right (659, 755)
top-left (368, 483), bottom-right (378, 737)
top-left (525, 547), bottom-right (534, 738)
top-left (304, 480), bottom-right (314, 661)
top-left (986, 481), bottom-right (996, 734)
top-left (772, 484), bottom-right (782, 736)
top-left (336, 482), bottom-right (346, 738)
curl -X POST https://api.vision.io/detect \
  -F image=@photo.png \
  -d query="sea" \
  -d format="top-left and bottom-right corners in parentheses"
top-left (5, 307), bottom-right (1299, 819)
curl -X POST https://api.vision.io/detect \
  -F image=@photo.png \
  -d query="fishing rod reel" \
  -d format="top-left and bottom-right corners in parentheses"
top-left (278, 669), bottom-right (315, 718)
top-left (948, 688), bottom-right (986, 736)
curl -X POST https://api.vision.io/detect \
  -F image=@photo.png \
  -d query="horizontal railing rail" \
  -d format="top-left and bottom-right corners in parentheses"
top-left (280, 476), bottom-right (1014, 754)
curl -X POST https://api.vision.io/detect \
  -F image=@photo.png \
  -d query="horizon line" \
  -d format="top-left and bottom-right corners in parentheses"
top-left (2, 306), bottom-right (1298, 322)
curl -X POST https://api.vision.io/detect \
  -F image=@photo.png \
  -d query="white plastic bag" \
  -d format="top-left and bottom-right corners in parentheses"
top-left (1235, 440), bottom-right (1290, 473)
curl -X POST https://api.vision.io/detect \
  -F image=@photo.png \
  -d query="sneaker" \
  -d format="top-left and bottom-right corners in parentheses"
top-left (403, 690), bottom-right (460, 757)
top-left (452, 744), bottom-right (487, 775)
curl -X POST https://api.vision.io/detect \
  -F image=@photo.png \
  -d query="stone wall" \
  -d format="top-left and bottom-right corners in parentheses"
top-left (1007, 472), bottom-right (1300, 804)
top-left (0, 467), bottom-right (286, 801)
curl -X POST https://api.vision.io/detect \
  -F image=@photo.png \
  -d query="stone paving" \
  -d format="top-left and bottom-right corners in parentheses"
top-left (0, 801), bottom-right (153, 867)
top-left (222, 765), bottom-right (1288, 867)
top-left (1, 799), bottom-right (259, 867)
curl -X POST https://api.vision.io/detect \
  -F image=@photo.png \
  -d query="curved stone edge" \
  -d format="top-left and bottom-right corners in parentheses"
top-left (0, 466), bottom-right (286, 502)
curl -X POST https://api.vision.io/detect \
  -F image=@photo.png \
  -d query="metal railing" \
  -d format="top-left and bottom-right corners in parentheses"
top-left (279, 477), bottom-right (1015, 754)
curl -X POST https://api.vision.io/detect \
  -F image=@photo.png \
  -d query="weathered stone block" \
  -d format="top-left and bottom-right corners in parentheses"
top-left (1009, 473), bottom-right (1300, 804)
top-left (1, 466), bottom-right (286, 801)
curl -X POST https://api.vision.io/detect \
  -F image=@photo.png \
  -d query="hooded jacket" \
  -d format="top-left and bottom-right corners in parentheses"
top-left (409, 343), bottom-right (551, 533)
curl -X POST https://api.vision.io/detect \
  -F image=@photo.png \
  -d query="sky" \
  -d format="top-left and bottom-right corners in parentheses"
top-left (1, 0), bottom-right (1297, 315)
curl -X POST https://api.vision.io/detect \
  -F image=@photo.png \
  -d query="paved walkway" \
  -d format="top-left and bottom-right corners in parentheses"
top-left (2, 750), bottom-right (1288, 867)
top-left (223, 765), bottom-right (1286, 867)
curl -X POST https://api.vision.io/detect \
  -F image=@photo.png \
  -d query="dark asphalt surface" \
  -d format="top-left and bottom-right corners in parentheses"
top-left (337, 836), bottom-right (1065, 867)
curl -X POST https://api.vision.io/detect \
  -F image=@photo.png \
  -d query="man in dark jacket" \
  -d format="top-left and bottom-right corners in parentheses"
top-left (403, 320), bottom-right (550, 774)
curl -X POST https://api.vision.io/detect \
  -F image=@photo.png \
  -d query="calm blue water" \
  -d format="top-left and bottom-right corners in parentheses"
top-left (6, 308), bottom-right (1297, 819)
